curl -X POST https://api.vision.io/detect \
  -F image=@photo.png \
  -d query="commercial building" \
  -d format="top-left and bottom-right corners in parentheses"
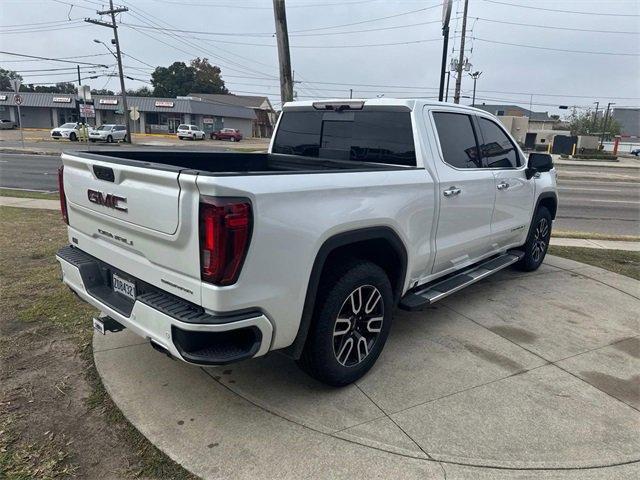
top-left (189, 93), bottom-right (277, 138)
top-left (612, 107), bottom-right (640, 139)
top-left (0, 91), bottom-right (256, 137)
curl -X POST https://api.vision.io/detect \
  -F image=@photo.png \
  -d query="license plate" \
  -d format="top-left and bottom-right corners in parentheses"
top-left (93, 317), bottom-right (105, 335)
top-left (113, 273), bottom-right (136, 301)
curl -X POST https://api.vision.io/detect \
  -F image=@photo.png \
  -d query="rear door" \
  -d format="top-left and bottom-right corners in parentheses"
top-left (476, 116), bottom-right (534, 248)
top-left (429, 110), bottom-right (497, 275)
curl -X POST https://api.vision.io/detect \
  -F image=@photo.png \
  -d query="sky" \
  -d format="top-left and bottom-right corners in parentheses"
top-left (1, 0), bottom-right (639, 116)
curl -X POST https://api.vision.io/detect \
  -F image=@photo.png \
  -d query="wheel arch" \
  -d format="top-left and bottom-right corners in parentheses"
top-left (285, 226), bottom-right (408, 359)
top-left (536, 191), bottom-right (557, 219)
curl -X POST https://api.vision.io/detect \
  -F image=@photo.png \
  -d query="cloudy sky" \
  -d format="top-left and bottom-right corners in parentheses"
top-left (2, 0), bottom-right (639, 115)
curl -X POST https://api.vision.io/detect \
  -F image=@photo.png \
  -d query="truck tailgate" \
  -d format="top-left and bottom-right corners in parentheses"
top-left (63, 153), bottom-right (181, 234)
top-left (61, 152), bottom-right (202, 304)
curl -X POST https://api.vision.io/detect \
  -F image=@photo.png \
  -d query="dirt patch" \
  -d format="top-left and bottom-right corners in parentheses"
top-left (488, 325), bottom-right (538, 344)
top-left (0, 206), bottom-right (196, 479)
top-left (613, 337), bottom-right (640, 359)
top-left (579, 371), bottom-right (640, 409)
top-left (463, 344), bottom-right (525, 373)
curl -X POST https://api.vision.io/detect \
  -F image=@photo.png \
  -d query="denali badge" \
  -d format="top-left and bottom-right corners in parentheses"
top-left (87, 189), bottom-right (127, 212)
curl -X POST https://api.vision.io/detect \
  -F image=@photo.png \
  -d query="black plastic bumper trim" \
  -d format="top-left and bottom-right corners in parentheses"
top-left (56, 245), bottom-right (262, 325)
top-left (171, 325), bottom-right (262, 365)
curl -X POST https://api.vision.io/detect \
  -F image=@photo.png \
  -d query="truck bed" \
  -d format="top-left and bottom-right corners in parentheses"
top-left (72, 151), bottom-right (406, 175)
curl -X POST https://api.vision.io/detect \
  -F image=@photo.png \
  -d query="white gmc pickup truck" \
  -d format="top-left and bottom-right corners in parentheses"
top-left (56, 99), bottom-right (557, 386)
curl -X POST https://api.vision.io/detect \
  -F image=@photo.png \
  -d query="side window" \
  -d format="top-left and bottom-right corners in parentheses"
top-left (433, 112), bottom-right (481, 169)
top-left (478, 117), bottom-right (520, 168)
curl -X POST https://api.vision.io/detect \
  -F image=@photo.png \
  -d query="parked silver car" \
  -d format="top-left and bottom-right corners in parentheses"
top-left (89, 124), bottom-right (128, 143)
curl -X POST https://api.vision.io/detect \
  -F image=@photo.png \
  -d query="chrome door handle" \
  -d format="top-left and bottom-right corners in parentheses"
top-left (443, 187), bottom-right (462, 197)
top-left (497, 181), bottom-right (510, 190)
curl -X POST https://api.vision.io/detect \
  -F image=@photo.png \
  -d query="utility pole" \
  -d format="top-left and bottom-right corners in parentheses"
top-left (438, 0), bottom-right (453, 101)
top-left (349, 88), bottom-right (353, 99)
top-left (600, 102), bottom-right (614, 148)
top-left (592, 101), bottom-right (599, 133)
top-left (445, 71), bottom-right (451, 101)
top-left (469, 71), bottom-right (482, 107)
top-left (85, 1), bottom-right (132, 143)
top-left (273, 0), bottom-right (294, 104)
top-left (453, 0), bottom-right (469, 104)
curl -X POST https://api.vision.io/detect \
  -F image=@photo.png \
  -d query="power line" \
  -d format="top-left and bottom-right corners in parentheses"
top-left (0, 50), bottom-right (109, 67)
top-left (474, 37), bottom-right (640, 56)
top-left (480, 0), bottom-right (640, 17)
top-left (290, 2), bottom-right (443, 33)
top-left (474, 17), bottom-right (639, 35)
top-left (0, 24), bottom-right (91, 35)
top-left (0, 53), bottom-right (112, 63)
top-left (154, 0), bottom-right (377, 8)
top-left (0, 18), bottom-right (82, 28)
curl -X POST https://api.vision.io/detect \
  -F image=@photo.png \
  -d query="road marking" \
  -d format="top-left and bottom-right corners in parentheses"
top-left (558, 187), bottom-right (624, 193)
top-left (565, 198), bottom-right (640, 205)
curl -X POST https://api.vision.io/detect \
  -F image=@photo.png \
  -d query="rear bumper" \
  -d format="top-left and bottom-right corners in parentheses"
top-left (56, 245), bottom-right (273, 365)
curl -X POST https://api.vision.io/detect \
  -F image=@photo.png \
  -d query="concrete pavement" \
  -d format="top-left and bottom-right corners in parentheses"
top-left (93, 256), bottom-right (640, 479)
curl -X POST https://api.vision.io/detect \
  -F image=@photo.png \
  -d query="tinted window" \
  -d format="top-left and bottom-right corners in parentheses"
top-left (478, 118), bottom-right (520, 168)
top-left (272, 110), bottom-right (416, 166)
top-left (433, 112), bottom-right (481, 169)
top-left (178, 125), bottom-right (188, 130)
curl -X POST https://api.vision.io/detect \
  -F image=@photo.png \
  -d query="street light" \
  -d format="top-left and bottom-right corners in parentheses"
top-left (93, 39), bottom-right (117, 59)
top-left (468, 71), bottom-right (482, 107)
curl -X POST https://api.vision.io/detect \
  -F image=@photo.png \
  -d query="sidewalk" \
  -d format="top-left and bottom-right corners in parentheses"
top-left (1, 196), bottom-right (638, 252)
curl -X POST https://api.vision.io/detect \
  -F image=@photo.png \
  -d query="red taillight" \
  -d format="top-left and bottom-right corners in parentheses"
top-left (58, 165), bottom-right (68, 224)
top-left (199, 197), bottom-right (252, 286)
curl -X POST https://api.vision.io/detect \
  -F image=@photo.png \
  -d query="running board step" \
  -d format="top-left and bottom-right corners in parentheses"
top-left (399, 250), bottom-right (524, 311)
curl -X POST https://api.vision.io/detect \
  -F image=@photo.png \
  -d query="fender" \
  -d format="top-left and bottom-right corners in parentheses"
top-left (523, 191), bottom-right (558, 242)
top-left (285, 226), bottom-right (408, 359)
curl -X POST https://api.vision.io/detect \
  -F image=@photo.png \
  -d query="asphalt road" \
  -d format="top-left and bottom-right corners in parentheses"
top-left (1, 153), bottom-right (638, 236)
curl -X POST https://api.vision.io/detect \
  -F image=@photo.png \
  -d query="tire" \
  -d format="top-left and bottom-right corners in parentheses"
top-left (69, 132), bottom-right (77, 142)
top-left (297, 259), bottom-right (393, 386)
top-left (230, 136), bottom-right (236, 142)
top-left (107, 135), bottom-right (113, 143)
top-left (515, 206), bottom-right (552, 272)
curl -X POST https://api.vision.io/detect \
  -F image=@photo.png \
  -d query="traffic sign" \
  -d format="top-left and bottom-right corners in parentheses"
top-left (14, 94), bottom-right (23, 105)
top-left (11, 79), bottom-right (21, 93)
top-left (129, 106), bottom-right (140, 121)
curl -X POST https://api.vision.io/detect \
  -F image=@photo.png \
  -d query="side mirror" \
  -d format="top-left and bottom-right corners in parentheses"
top-left (526, 153), bottom-right (553, 179)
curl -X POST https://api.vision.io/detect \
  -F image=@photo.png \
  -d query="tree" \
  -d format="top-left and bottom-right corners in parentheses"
top-left (190, 58), bottom-right (227, 94)
top-left (150, 58), bottom-right (227, 97)
top-left (0, 68), bottom-right (22, 90)
top-left (125, 86), bottom-right (153, 97)
top-left (151, 61), bottom-right (196, 97)
top-left (568, 110), bottom-right (621, 137)
top-left (91, 88), bottom-right (115, 95)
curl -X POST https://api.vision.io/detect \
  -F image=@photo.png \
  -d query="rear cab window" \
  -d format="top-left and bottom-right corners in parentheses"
top-left (432, 112), bottom-right (481, 169)
top-left (477, 117), bottom-right (521, 168)
top-left (272, 109), bottom-right (416, 166)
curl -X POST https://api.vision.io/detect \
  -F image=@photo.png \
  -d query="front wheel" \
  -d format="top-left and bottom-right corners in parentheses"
top-left (230, 136), bottom-right (236, 142)
top-left (69, 132), bottom-right (77, 142)
top-left (515, 206), bottom-right (552, 272)
top-left (107, 135), bottom-right (113, 143)
top-left (297, 260), bottom-right (393, 386)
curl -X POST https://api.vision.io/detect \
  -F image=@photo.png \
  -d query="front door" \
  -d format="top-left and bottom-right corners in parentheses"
top-left (476, 116), bottom-right (535, 248)
top-left (428, 110), bottom-right (497, 275)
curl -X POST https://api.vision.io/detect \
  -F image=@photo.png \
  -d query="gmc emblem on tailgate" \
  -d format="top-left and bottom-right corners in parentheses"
top-left (87, 189), bottom-right (128, 212)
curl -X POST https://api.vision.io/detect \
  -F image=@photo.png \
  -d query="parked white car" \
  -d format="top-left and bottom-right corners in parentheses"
top-left (0, 119), bottom-right (17, 130)
top-left (56, 99), bottom-right (557, 386)
top-left (177, 124), bottom-right (205, 140)
top-left (51, 122), bottom-right (91, 141)
top-left (89, 124), bottom-right (128, 143)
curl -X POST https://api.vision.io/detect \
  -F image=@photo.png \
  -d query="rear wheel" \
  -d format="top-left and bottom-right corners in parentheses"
top-left (230, 136), bottom-right (236, 142)
top-left (516, 206), bottom-right (552, 272)
top-left (297, 260), bottom-right (393, 386)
